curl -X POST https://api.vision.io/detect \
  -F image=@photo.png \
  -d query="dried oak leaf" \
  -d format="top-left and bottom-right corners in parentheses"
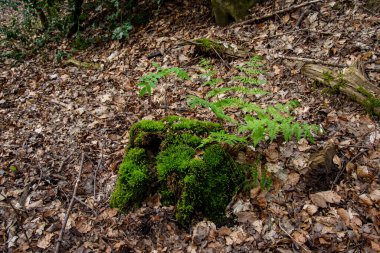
top-left (310, 191), bottom-right (341, 208)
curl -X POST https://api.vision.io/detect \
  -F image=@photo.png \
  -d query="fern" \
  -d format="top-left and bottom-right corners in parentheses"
top-left (188, 96), bottom-right (236, 123)
top-left (206, 87), bottom-right (267, 99)
top-left (233, 76), bottom-right (265, 85)
top-left (138, 63), bottom-right (190, 96)
top-left (198, 131), bottom-right (247, 148)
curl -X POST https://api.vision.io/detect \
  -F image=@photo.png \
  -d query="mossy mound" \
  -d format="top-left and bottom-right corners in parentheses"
top-left (110, 116), bottom-right (245, 225)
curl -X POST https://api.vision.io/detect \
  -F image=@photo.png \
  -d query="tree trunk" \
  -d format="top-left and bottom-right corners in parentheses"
top-left (211, 0), bottom-right (264, 26)
top-left (302, 62), bottom-right (380, 117)
top-left (67, 0), bottom-right (84, 38)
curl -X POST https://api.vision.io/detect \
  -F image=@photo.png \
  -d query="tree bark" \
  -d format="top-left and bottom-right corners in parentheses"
top-left (302, 62), bottom-right (380, 117)
top-left (211, 0), bottom-right (264, 26)
top-left (67, 0), bottom-right (84, 38)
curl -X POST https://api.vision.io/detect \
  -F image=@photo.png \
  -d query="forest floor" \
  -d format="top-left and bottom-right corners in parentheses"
top-left (1, 0), bottom-right (380, 252)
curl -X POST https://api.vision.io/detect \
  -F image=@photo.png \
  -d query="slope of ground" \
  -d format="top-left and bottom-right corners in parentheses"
top-left (0, 0), bottom-right (379, 252)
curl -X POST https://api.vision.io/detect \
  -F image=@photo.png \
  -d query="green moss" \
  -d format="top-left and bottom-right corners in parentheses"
top-left (129, 120), bottom-right (166, 146)
top-left (110, 148), bottom-right (150, 210)
top-left (111, 117), bottom-right (247, 225)
top-left (156, 144), bottom-right (196, 180)
top-left (211, 0), bottom-right (262, 26)
top-left (194, 38), bottom-right (224, 54)
top-left (322, 71), bottom-right (334, 84)
top-left (174, 146), bottom-right (244, 225)
top-left (356, 86), bottom-right (380, 115)
top-left (162, 133), bottom-right (202, 149)
top-left (171, 117), bottom-right (222, 134)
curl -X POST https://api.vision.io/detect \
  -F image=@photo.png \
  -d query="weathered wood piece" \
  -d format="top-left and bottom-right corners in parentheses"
top-left (302, 63), bottom-right (380, 117)
top-left (305, 143), bottom-right (337, 191)
top-left (63, 58), bottom-right (101, 70)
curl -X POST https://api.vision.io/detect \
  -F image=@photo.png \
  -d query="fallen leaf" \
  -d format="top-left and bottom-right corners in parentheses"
top-left (37, 233), bottom-right (54, 249)
top-left (310, 191), bottom-right (341, 208)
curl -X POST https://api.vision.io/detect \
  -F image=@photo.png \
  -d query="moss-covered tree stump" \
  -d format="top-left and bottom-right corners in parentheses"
top-left (211, 0), bottom-right (265, 26)
top-left (110, 116), bottom-right (247, 225)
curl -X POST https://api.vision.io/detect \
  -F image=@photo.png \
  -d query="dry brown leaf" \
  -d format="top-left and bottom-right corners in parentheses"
top-left (337, 208), bottom-right (350, 226)
top-left (303, 204), bottom-right (318, 215)
top-left (292, 230), bottom-right (307, 244)
top-left (369, 189), bottom-right (380, 203)
top-left (310, 191), bottom-right (341, 208)
top-left (286, 173), bottom-right (300, 187)
top-left (359, 194), bottom-right (373, 206)
top-left (371, 241), bottom-right (380, 251)
top-left (37, 233), bottom-right (54, 249)
top-left (77, 219), bottom-right (93, 234)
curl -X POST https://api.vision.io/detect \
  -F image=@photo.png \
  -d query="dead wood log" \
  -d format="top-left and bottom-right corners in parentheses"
top-left (302, 62), bottom-right (380, 117)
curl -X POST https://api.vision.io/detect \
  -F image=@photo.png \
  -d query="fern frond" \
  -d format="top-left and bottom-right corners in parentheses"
top-left (280, 118), bottom-right (293, 142)
top-left (187, 96), bottom-right (236, 123)
top-left (267, 106), bottom-right (285, 122)
top-left (202, 77), bottom-right (223, 87)
top-left (198, 131), bottom-right (247, 148)
top-left (213, 98), bottom-right (245, 109)
top-left (206, 87), bottom-right (267, 99)
top-left (233, 76), bottom-right (266, 85)
top-left (267, 119), bottom-right (279, 142)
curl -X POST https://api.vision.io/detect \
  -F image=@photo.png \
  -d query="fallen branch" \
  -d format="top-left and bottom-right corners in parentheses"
top-left (278, 221), bottom-right (310, 252)
top-left (276, 55), bottom-right (380, 71)
top-left (302, 62), bottom-right (380, 117)
top-left (232, 0), bottom-right (322, 27)
top-left (275, 55), bottom-right (347, 68)
top-left (55, 152), bottom-right (85, 253)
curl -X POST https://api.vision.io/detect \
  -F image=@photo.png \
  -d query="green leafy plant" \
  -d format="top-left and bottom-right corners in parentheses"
top-left (188, 57), bottom-right (322, 146)
top-left (198, 131), bottom-right (247, 148)
top-left (112, 21), bottom-right (133, 40)
top-left (9, 165), bottom-right (17, 173)
top-left (137, 62), bottom-right (190, 96)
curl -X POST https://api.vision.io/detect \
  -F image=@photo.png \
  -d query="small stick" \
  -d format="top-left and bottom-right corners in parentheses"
top-left (232, 0), bottom-right (322, 27)
top-left (93, 141), bottom-right (104, 200)
top-left (295, 8), bottom-right (311, 28)
top-left (278, 221), bottom-right (310, 252)
top-left (58, 150), bottom-right (75, 173)
top-left (55, 152), bottom-right (85, 253)
top-left (0, 192), bottom-right (33, 252)
top-left (73, 196), bottom-right (97, 215)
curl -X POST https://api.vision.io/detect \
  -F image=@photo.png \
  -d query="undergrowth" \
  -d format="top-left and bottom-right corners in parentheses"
top-left (139, 57), bottom-right (322, 147)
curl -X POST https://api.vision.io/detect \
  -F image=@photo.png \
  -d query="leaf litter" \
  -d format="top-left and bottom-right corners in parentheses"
top-left (0, 0), bottom-right (380, 252)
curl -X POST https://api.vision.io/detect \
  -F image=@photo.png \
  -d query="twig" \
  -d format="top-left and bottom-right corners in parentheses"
top-left (232, 0), bottom-right (322, 27)
top-left (57, 150), bottom-right (75, 173)
top-left (275, 55), bottom-right (348, 68)
top-left (331, 149), bottom-right (368, 190)
top-left (55, 152), bottom-right (85, 253)
top-left (295, 8), bottom-right (311, 28)
top-left (278, 221), bottom-right (310, 252)
top-left (0, 192), bottom-right (33, 252)
top-left (73, 196), bottom-right (97, 215)
top-left (93, 141), bottom-right (104, 200)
